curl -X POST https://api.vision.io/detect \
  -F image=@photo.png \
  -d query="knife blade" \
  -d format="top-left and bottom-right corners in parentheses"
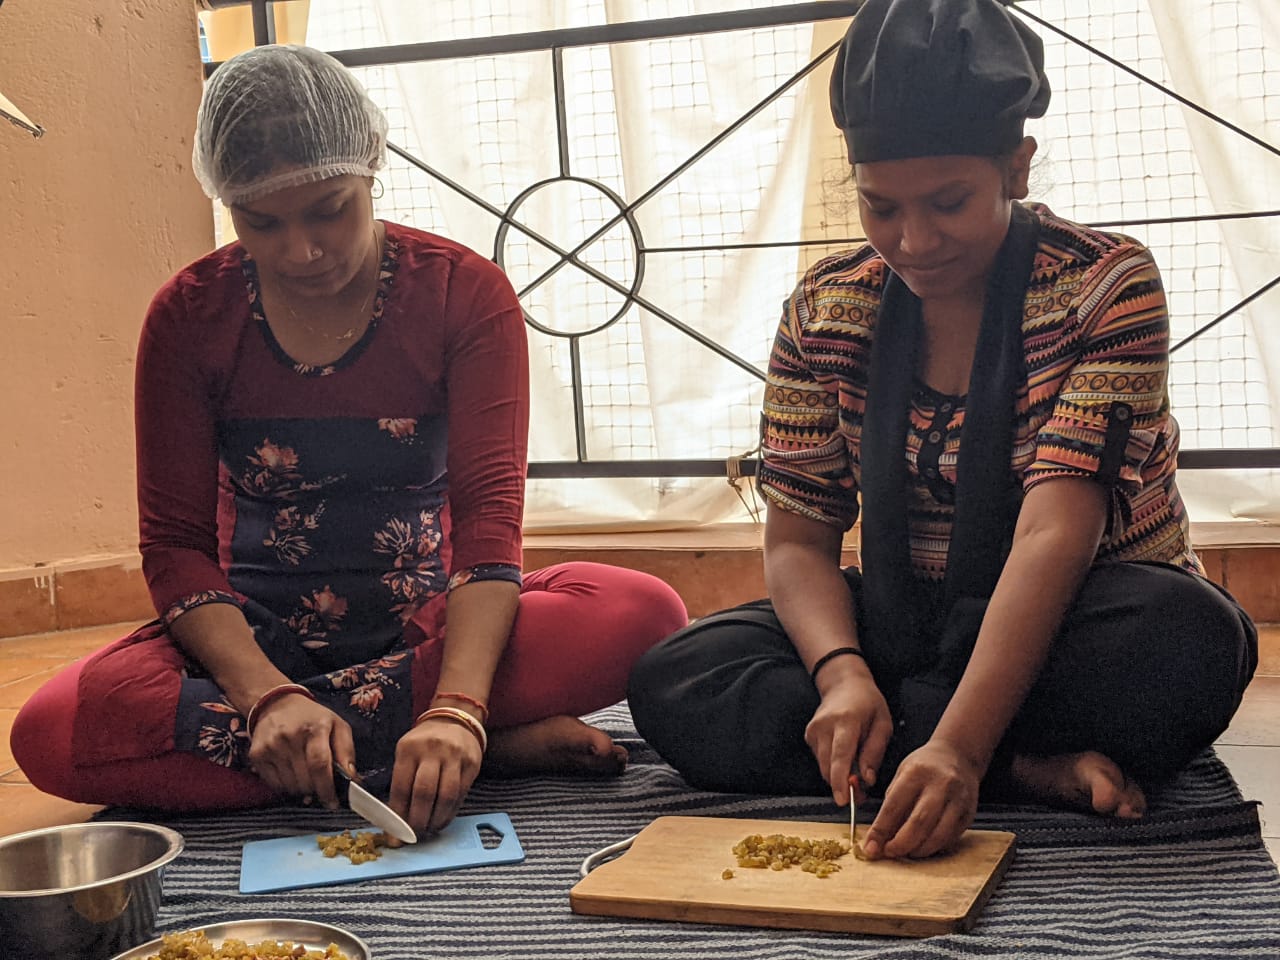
top-left (334, 763), bottom-right (418, 844)
top-left (848, 773), bottom-right (859, 852)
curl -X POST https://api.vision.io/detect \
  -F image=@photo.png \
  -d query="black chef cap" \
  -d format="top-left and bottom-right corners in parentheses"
top-left (831, 0), bottom-right (1050, 163)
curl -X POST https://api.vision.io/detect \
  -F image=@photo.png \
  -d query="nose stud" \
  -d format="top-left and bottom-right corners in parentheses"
top-left (308, 247), bottom-right (323, 261)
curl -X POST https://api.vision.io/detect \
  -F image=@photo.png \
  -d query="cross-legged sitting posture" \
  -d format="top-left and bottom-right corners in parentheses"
top-left (13, 45), bottom-right (687, 837)
top-left (628, 0), bottom-right (1256, 860)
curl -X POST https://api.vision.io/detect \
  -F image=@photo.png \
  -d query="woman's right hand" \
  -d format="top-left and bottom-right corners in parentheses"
top-left (247, 694), bottom-right (357, 810)
top-left (804, 657), bottom-right (894, 805)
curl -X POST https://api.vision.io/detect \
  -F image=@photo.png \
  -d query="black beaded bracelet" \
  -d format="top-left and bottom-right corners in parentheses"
top-left (809, 646), bottom-right (866, 683)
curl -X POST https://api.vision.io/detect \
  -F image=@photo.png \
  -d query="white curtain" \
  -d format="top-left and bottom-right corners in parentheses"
top-left (1148, 0), bottom-right (1280, 535)
top-left (305, 0), bottom-right (1280, 538)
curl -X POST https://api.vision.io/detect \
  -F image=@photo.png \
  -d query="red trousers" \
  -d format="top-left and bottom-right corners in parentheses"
top-left (12, 562), bottom-right (686, 811)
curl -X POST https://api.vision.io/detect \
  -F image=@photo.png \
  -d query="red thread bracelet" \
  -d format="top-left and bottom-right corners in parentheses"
top-left (431, 690), bottom-right (489, 722)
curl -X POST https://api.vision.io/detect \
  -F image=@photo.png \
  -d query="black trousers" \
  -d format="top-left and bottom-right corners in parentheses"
top-left (628, 562), bottom-right (1258, 797)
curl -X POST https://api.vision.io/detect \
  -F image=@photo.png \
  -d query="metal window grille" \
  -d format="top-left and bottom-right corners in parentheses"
top-left (213, 0), bottom-right (1280, 475)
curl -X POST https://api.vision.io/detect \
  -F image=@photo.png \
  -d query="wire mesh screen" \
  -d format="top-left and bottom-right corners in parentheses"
top-left (307, 1), bottom-right (826, 470)
top-left (304, 0), bottom-right (1279, 469)
top-left (1023, 0), bottom-right (1278, 450)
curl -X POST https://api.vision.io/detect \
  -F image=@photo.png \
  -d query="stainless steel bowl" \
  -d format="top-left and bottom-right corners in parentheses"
top-left (0, 821), bottom-right (184, 960)
top-left (110, 918), bottom-right (372, 959)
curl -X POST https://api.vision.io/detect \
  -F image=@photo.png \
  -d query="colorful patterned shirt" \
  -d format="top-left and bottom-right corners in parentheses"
top-left (758, 203), bottom-right (1201, 580)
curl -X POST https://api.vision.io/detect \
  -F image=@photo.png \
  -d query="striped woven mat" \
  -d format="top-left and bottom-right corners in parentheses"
top-left (116, 704), bottom-right (1280, 959)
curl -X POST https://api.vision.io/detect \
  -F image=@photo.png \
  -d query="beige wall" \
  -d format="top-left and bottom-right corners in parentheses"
top-left (0, 0), bottom-right (214, 571)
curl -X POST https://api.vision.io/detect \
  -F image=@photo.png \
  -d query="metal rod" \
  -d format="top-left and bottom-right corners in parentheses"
top-left (1088, 209), bottom-right (1280, 229)
top-left (1009, 2), bottom-right (1280, 160)
top-left (514, 38), bottom-right (843, 301)
top-left (1175, 449), bottom-right (1280, 470)
top-left (205, 2), bottom-right (859, 71)
top-left (569, 336), bottom-right (589, 462)
top-left (640, 208), bottom-right (1280, 254)
top-left (526, 459), bottom-right (744, 478)
top-left (552, 48), bottom-right (571, 179)
top-left (290, 3), bottom-right (857, 69)
top-left (643, 237), bottom-right (863, 254)
top-left (1170, 274), bottom-right (1280, 353)
top-left (387, 142), bottom-right (765, 378)
top-left (0, 103), bottom-right (44, 138)
top-left (524, 448), bottom-right (1280, 477)
top-left (250, 0), bottom-right (274, 47)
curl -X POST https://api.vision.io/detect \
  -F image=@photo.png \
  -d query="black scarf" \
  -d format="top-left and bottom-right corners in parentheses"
top-left (858, 202), bottom-right (1042, 682)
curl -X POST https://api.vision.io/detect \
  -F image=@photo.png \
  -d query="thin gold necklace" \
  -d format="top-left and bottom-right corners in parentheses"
top-left (288, 286), bottom-right (375, 342)
top-left (283, 228), bottom-right (381, 342)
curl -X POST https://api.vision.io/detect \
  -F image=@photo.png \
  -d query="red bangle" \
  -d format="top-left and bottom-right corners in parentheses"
top-left (431, 690), bottom-right (489, 722)
top-left (246, 683), bottom-right (315, 736)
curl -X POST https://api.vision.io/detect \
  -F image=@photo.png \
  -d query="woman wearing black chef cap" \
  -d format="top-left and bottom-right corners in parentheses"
top-left (629, 0), bottom-right (1257, 860)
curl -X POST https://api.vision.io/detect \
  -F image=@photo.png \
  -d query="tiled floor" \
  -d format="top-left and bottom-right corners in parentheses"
top-left (2, 621), bottom-right (1277, 863)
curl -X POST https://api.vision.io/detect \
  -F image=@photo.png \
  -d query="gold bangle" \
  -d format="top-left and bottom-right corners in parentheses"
top-left (415, 705), bottom-right (488, 753)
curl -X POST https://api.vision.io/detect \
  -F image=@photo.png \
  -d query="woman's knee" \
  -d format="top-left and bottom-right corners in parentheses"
top-left (631, 602), bottom-right (793, 697)
top-left (544, 561), bottom-right (688, 652)
top-left (11, 666), bottom-right (80, 799)
top-left (1145, 568), bottom-right (1256, 697)
top-left (627, 621), bottom-right (695, 708)
top-left (629, 608), bottom-right (801, 725)
top-left (628, 617), bottom-right (825, 795)
top-left (1078, 564), bottom-right (1254, 684)
top-left (615, 569), bottom-right (689, 642)
top-left (1033, 564), bottom-right (1257, 773)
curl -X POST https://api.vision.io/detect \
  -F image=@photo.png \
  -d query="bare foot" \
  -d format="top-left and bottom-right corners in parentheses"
top-left (483, 715), bottom-right (628, 778)
top-left (1010, 751), bottom-right (1147, 819)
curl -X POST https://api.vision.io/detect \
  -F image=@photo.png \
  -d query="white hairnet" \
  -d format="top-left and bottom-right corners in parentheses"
top-left (192, 44), bottom-right (389, 206)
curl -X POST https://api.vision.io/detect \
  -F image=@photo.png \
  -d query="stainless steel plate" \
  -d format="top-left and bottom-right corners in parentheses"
top-left (108, 918), bottom-right (370, 959)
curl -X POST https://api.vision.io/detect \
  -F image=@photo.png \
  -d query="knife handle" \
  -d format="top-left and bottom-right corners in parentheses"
top-left (333, 762), bottom-right (357, 800)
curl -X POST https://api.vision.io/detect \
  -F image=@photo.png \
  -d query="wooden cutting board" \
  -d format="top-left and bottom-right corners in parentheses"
top-left (570, 816), bottom-right (1015, 938)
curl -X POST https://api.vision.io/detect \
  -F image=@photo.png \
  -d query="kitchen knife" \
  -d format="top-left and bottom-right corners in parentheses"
top-left (333, 763), bottom-right (417, 844)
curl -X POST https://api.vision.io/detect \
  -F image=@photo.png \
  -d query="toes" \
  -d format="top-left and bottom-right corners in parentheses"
top-left (1086, 764), bottom-right (1125, 815)
top-left (610, 744), bottom-right (629, 772)
top-left (1080, 753), bottom-right (1145, 819)
top-left (581, 728), bottom-right (614, 756)
top-left (1012, 750), bottom-right (1146, 820)
top-left (569, 739), bottom-right (627, 775)
top-left (1116, 779), bottom-right (1147, 819)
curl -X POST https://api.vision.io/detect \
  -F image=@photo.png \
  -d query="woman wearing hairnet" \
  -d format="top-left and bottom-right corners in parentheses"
top-left (13, 45), bottom-right (687, 836)
top-left (629, 0), bottom-right (1257, 859)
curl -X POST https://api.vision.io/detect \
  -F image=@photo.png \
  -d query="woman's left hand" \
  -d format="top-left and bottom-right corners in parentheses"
top-left (389, 717), bottom-right (484, 838)
top-left (861, 738), bottom-right (982, 860)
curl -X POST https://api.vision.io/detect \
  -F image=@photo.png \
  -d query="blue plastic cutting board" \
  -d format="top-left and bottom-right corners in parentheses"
top-left (239, 812), bottom-right (525, 893)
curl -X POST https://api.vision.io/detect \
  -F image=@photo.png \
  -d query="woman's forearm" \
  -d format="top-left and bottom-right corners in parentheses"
top-left (433, 579), bottom-right (520, 708)
top-left (168, 602), bottom-right (292, 715)
top-left (933, 482), bottom-right (1107, 771)
top-left (767, 541), bottom-right (861, 666)
top-left (763, 505), bottom-right (861, 675)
